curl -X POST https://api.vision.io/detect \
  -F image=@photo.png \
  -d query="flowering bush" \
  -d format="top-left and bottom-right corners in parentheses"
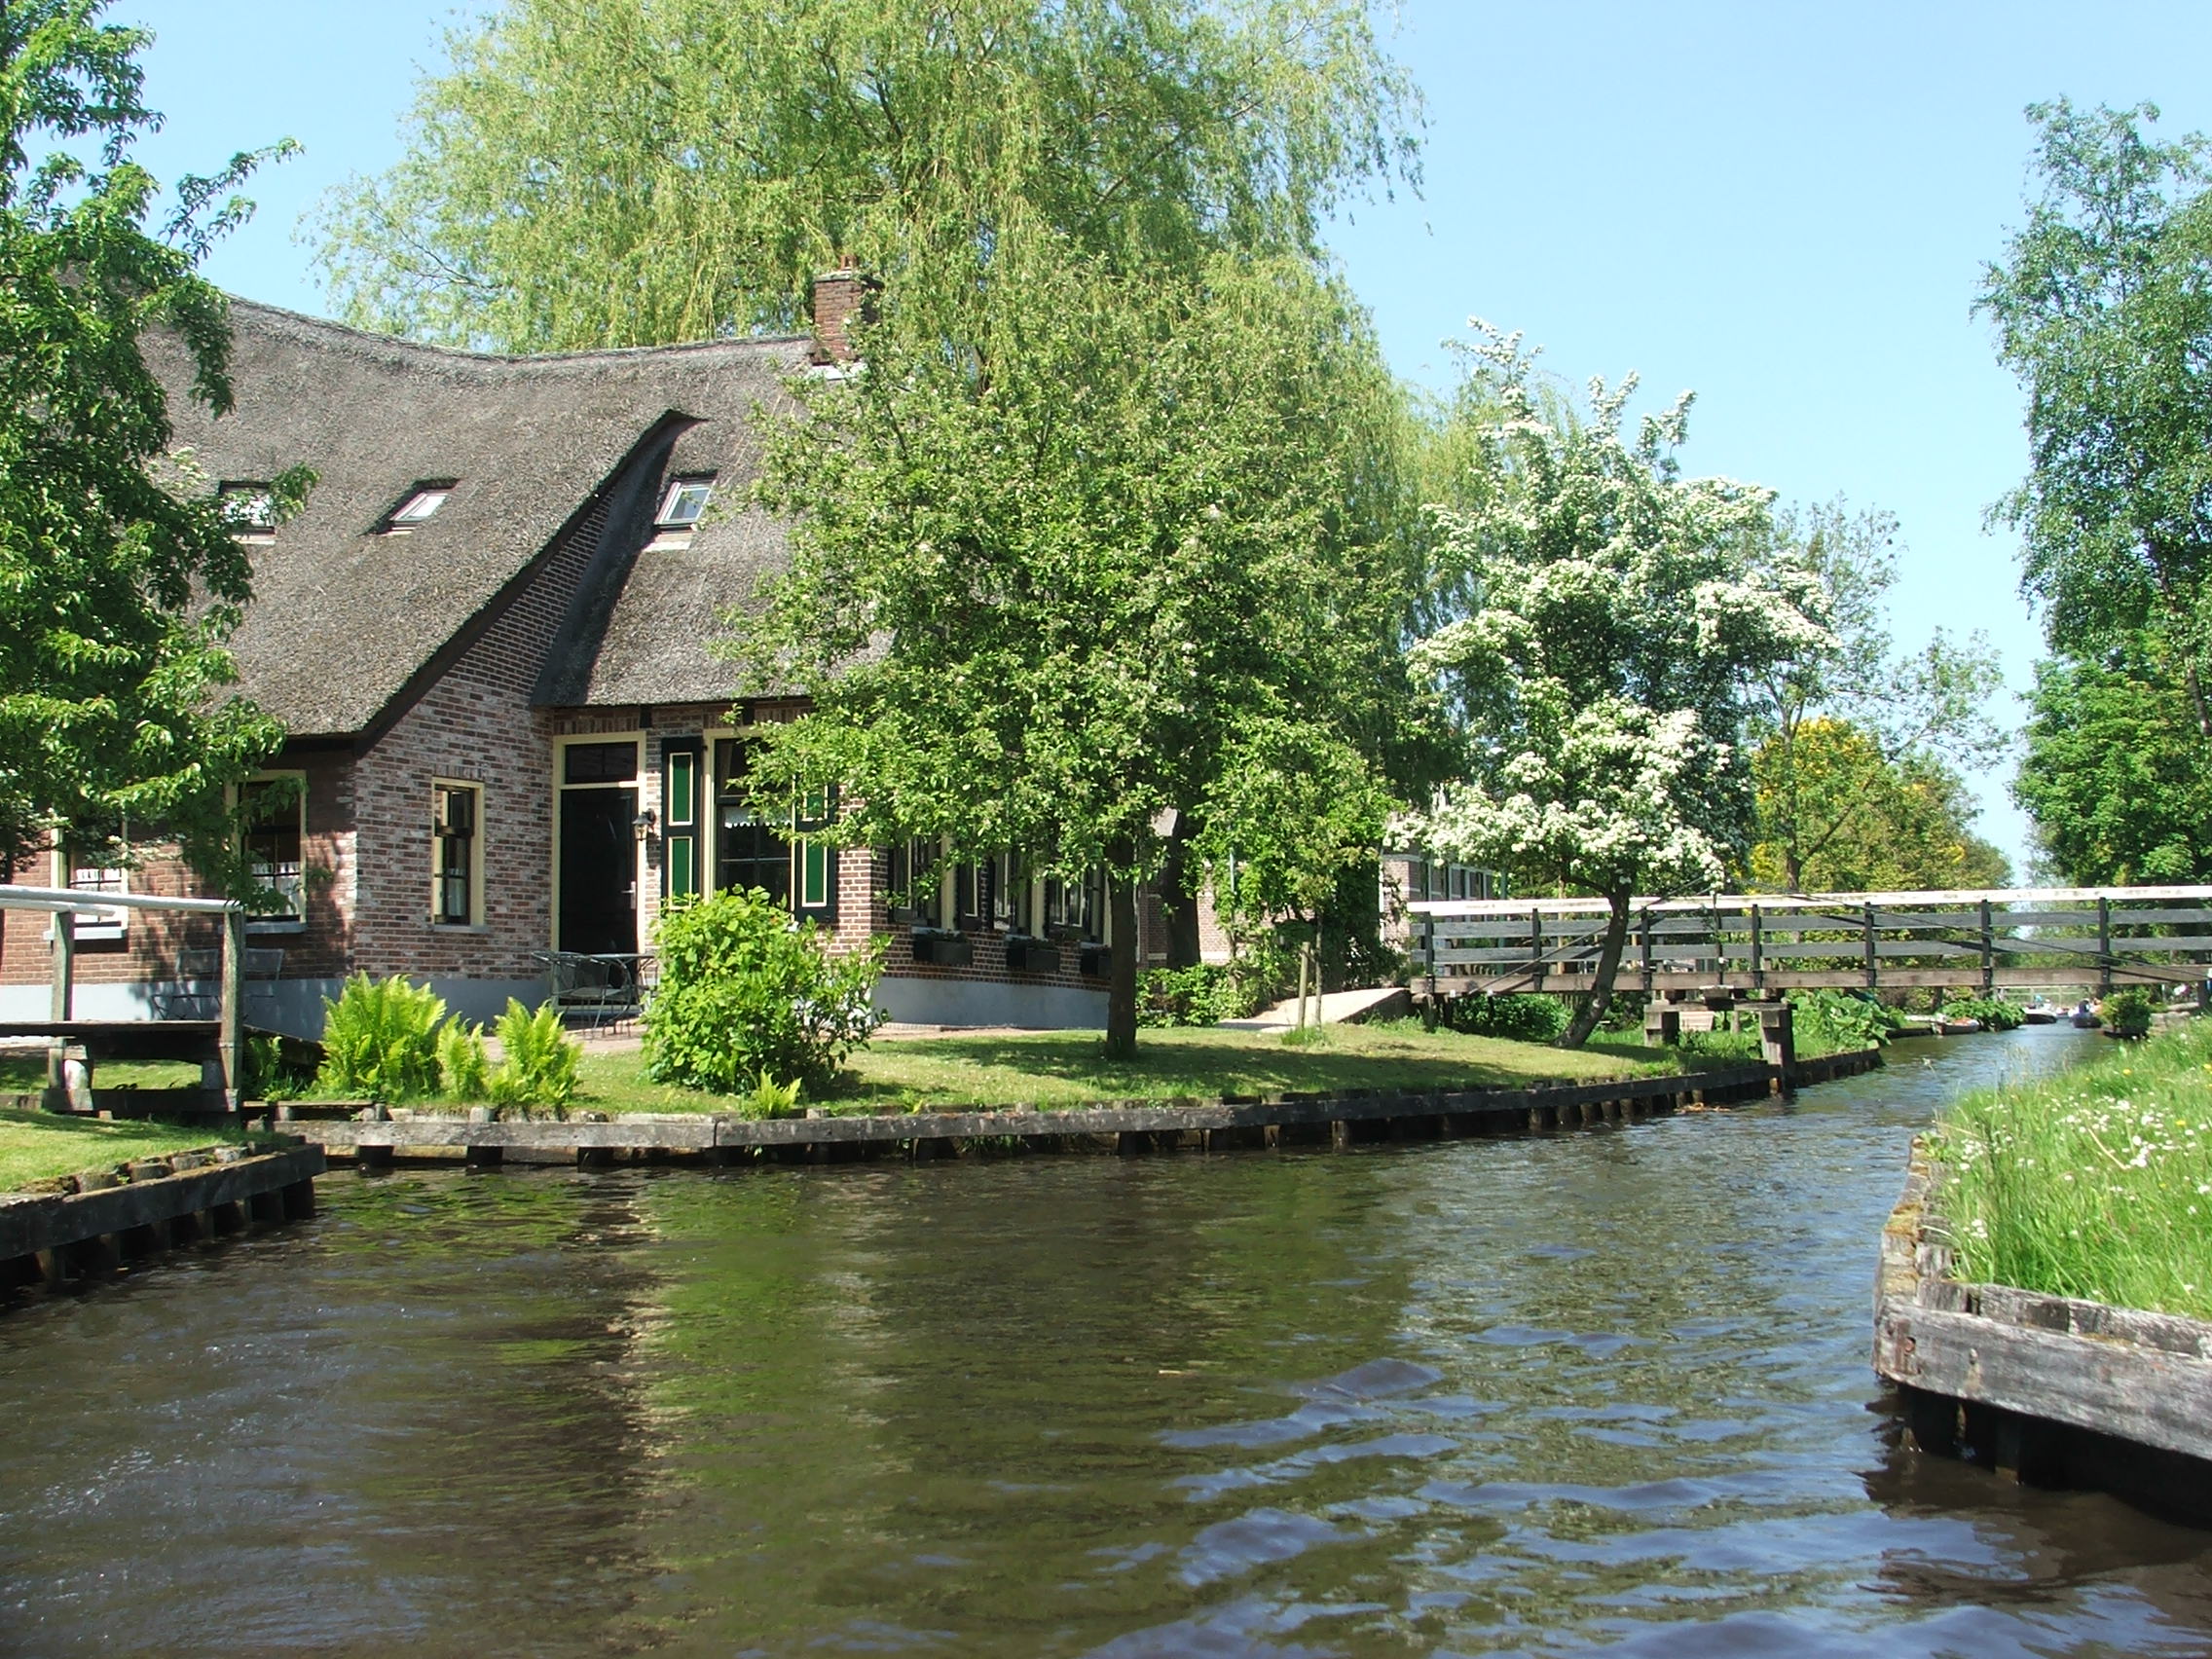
top-left (1935, 1018), bottom-right (2212, 1319)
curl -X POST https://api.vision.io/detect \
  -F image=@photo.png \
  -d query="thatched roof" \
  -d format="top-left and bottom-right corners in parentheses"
top-left (156, 300), bottom-right (807, 737)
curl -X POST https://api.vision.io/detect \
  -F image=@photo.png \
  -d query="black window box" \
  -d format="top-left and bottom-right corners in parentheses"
top-left (1005, 937), bottom-right (1058, 975)
top-left (1045, 922), bottom-right (1087, 944)
top-left (888, 903), bottom-right (926, 925)
top-left (910, 928), bottom-right (973, 968)
top-left (1078, 943), bottom-right (1111, 978)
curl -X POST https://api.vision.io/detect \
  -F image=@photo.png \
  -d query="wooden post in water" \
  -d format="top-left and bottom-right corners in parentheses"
top-left (218, 907), bottom-right (245, 1112)
top-left (1757, 1004), bottom-right (1795, 1090)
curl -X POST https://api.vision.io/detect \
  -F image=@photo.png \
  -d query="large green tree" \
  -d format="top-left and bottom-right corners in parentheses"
top-left (1744, 498), bottom-right (2002, 890)
top-left (314, 0), bottom-right (1418, 350)
top-left (0, 0), bottom-right (303, 883)
top-left (1980, 99), bottom-right (2212, 735)
top-left (1747, 718), bottom-right (2009, 893)
top-left (732, 244), bottom-right (1427, 1056)
top-left (2015, 648), bottom-right (2212, 884)
top-left (1410, 324), bottom-right (1827, 1048)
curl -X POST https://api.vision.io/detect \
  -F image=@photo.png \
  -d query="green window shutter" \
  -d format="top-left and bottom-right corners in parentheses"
top-left (663, 742), bottom-right (702, 901)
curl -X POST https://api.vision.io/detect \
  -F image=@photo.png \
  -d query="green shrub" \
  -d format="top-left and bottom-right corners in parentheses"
top-left (487, 999), bottom-right (580, 1110)
top-left (1442, 993), bottom-right (1570, 1044)
top-left (2103, 988), bottom-right (2156, 1038)
top-left (316, 974), bottom-right (450, 1099)
top-left (1789, 989), bottom-right (1905, 1054)
top-left (1136, 963), bottom-right (1251, 1026)
top-left (1677, 1026), bottom-right (1762, 1062)
top-left (242, 1033), bottom-right (319, 1100)
top-left (644, 888), bottom-right (885, 1096)
top-left (1940, 993), bottom-right (2025, 1032)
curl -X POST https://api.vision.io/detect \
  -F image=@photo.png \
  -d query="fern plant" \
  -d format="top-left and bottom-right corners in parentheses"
top-left (438, 1020), bottom-right (492, 1101)
top-left (486, 999), bottom-right (580, 1112)
top-left (731, 1071), bottom-right (802, 1121)
top-left (316, 974), bottom-right (448, 1099)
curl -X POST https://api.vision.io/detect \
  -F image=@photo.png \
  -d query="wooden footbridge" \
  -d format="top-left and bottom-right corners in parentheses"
top-left (1405, 886), bottom-right (2212, 999)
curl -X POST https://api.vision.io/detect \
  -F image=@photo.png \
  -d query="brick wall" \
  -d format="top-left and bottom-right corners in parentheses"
top-left (348, 498), bottom-right (613, 981)
top-left (0, 745), bottom-right (356, 992)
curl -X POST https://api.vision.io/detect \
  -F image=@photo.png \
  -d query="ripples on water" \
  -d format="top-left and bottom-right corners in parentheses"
top-left (3, 1028), bottom-right (2210, 1656)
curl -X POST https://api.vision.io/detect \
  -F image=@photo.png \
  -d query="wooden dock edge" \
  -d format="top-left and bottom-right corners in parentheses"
top-left (0, 1142), bottom-right (325, 1295)
top-left (281, 1047), bottom-right (1883, 1166)
top-left (1874, 1137), bottom-right (2212, 1524)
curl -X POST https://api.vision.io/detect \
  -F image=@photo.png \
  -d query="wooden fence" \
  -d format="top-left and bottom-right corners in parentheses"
top-left (1405, 886), bottom-right (2212, 998)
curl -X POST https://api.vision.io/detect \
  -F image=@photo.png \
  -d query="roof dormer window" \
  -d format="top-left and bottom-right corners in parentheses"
top-left (656, 476), bottom-right (714, 529)
top-left (219, 482), bottom-right (276, 539)
top-left (383, 483), bottom-right (453, 532)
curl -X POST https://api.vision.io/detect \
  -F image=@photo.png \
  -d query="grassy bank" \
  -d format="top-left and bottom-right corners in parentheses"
top-left (1934, 1020), bottom-right (2212, 1321)
top-left (0, 1110), bottom-right (253, 1193)
top-left (572, 1020), bottom-right (1710, 1117)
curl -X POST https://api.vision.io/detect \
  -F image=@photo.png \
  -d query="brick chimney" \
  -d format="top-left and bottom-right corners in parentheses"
top-left (810, 268), bottom-right (880, 365)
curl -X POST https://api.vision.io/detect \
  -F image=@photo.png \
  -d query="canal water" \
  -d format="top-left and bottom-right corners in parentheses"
top-left (5, 1028), bottom-right (2211, 1656)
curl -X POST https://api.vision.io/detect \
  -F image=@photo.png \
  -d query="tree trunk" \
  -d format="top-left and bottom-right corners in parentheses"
top-left (1158, 817), bottom-right (1203, 969)
top-left (1557, 888), bottom-right (1632, 1050)
top-left (1105, 854), bottom-right (1141, 1060)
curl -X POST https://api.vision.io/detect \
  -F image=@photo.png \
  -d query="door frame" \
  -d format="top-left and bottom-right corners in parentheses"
top-left (549, 732), bottom-right (644, 953)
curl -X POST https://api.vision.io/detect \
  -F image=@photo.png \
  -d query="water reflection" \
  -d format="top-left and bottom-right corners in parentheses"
top-left (1, 1026), bottom-right (2208, 1655)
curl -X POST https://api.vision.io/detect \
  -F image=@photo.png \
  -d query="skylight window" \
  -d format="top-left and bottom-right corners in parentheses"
top-left (384, 483), bottom-right (453, 530)
top-left (656, 476), bottom-right (715, 529)
top-left (219, 482), bottom-right (276, 534)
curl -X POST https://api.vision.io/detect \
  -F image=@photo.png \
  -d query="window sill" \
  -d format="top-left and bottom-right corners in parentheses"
top-left (430, 921), bottom-right (490, 934)
top-left (245, 919), bottom-right (307, 935)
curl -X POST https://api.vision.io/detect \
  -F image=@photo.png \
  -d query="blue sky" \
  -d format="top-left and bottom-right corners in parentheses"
top-left (119, 0), bottom-right (2212, 873)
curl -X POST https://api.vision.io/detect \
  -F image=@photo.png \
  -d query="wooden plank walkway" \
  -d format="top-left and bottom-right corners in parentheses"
top-left (1408, 885), bottom-right (2212, 998)
top-left (288, 1049), bottom-right (1881, 1168)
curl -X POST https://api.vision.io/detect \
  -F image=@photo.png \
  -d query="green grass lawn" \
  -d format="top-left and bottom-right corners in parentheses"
top-left (1934, 1018), bottom-right (2212, 1321)
top-left (0, 1055), bottom-right (204, 1094)
top-left (0, 1109), bottom-right (253, 1193)
top-left (572, 1020), bottom-right (1705, 1117)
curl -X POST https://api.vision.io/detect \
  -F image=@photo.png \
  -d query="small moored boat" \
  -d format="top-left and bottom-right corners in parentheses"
top-left (2070, 1001), bottom-right (2102, 1029)
top-left (2019, 998), bottom-right (2058, 1025)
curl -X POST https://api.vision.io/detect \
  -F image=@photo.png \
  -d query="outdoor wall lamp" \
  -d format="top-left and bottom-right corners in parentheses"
top-left (632, 808), bottom-right (657, 839)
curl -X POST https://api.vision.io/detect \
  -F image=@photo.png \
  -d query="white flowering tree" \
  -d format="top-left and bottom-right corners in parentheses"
top-left (1412, 323), bottom-right (1828, 1047)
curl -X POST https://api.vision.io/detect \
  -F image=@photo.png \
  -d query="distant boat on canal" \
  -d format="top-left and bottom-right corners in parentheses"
top-left (2070, 1001), bottom-right (2103, 1029)
top-left (2020, 998), bottom-right (2059, 1024)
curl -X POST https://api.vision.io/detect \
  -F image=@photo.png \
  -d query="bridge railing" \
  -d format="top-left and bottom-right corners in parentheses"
top-left (1403, 886), bottom-right (2212, 997)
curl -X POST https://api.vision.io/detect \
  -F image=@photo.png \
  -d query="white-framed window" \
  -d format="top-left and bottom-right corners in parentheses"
top-left (219, 481), bottom-right (276, 539)
top-left (655, 475), bottom-right (715, 529)
top-left (240, 773), bottom-right (307, 926)
top-left (55, 843), bottom-right (128, 941)
top-left (383, 483), bottom-right (453, 531)
top-left (432, 780), bottom-right (484, 927)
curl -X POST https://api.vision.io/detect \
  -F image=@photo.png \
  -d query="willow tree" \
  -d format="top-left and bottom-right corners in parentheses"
top-left (0, 0), bottom-right (305, 881)
top-left (732, 245), bottom-right (1426, 1057)
top-left (313, 0), bottom-right (1419, 350)
top-left (1411, 324), bottom-right (1827, 1049)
